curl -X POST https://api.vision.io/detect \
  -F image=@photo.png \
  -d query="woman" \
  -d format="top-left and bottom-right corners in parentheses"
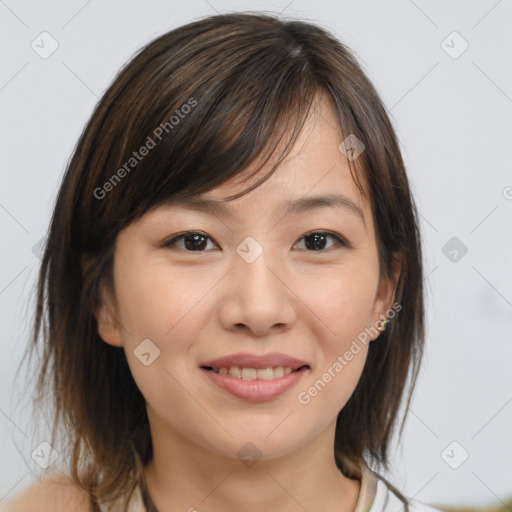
top-left (4, 12), bottom-right (440, 512)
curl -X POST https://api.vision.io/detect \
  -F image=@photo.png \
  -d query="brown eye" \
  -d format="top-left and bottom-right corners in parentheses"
top-left (162, 230), bottom-right (348, 253)
top-left (294, 231), bottom-right (347, 251)
top-left (163, 231), bottom-right (217, 252)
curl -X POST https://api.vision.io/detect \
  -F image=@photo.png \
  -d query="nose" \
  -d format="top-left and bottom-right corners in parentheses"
top-left (218, 244), bottom-right (298, 337)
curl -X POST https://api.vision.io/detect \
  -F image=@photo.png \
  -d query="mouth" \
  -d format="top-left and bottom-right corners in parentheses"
top-left (199, 363), bottom-right (310, 402)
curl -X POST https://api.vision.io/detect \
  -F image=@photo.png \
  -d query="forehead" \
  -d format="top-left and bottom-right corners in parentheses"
top-left (159, 93), bottom-right (371, 227)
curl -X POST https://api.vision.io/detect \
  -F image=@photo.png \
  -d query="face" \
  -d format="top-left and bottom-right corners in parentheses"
top-left (95, 93), bottom-right (400, 462)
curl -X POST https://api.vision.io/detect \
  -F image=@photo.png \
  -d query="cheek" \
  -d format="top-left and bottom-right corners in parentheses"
top-left (296, 276), bottom-right (371, 420)
top-left (297, 345), bottom-right (368, 429)
top-left (112, 254), bottom-right (219, 392)
top-left (113, 253), bottom-right (210, 344)
top-left (113, 257), bottom-right (206, 429)
top-left (294, 259), bottom-right (377, 415)
top-left (304, 258), bottom-right (378, 347)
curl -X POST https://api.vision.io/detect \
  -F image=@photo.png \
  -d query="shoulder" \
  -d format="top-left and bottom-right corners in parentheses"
top-left (0, 472), bottom-right (90, 512)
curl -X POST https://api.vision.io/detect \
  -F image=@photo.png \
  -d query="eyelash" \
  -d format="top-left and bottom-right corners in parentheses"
top-left (162, 230), bottom-right (349, 253)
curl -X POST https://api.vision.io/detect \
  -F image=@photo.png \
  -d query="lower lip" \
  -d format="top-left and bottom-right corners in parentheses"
top-left (201, 367), bottom-right (308, 401)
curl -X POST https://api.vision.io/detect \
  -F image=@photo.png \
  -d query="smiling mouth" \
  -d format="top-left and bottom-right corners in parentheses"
top-left (200, 365), bottom-right (309, 380)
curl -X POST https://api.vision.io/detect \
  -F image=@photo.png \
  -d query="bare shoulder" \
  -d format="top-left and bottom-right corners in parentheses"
top-left (1, 472), bottom-right (90, 512)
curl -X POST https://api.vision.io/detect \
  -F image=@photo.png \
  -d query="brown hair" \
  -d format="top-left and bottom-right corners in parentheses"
top-left (22, 11), bottom-right (424, 511)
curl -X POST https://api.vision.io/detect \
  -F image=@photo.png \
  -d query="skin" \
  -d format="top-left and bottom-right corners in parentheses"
top-left (94, 92), bottom-right (401, 512)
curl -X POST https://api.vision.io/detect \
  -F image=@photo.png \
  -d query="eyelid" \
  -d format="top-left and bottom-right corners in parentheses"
top-left (297, 230), bottom-right (350, 250)
top-left (162, 230), bottom-right (350, 251)
top-left (162, 230), bottom-right (219, 249)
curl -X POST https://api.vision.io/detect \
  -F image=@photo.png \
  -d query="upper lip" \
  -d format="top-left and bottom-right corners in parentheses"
top-left (200, 352), bottom-right (309, 370)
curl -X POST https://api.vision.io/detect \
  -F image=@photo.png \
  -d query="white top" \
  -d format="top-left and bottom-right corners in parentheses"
top-left (355, 464), bottom-right (442, 512)
top-left (99, 464), bottom-right (442, 512)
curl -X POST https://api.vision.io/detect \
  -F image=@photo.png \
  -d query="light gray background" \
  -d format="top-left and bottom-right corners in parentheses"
top-left (1, 0), bottom-right (511, 508)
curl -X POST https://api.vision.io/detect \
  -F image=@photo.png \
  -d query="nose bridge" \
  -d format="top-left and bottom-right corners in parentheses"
top-left (234, 236), bottom-right (282, 302)
top-left (219, 235), bottom-right (296, 335)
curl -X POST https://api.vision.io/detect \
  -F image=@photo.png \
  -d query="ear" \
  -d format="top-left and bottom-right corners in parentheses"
top-left (81, 254), bottom-right (124, 347)
top-left (370, 252), bottom-right (402, 339)
top-left (94, 283), bottom-right (124, 347)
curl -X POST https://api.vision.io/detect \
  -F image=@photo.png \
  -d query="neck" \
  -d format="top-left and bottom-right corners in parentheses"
top-left (142, 415), bottom-right (361, 512)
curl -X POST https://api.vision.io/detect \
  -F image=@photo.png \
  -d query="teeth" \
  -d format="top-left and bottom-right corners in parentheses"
top-left (212, 366), bottom-right (298, 380)
top-left (257, 368), bottom-right (274, 380)
top-left (228, 367), bottom-right (241, 378)
top-left (241, 368), bottom-right (257, 380)
top-left (273, 367), bottom-right (284, 378)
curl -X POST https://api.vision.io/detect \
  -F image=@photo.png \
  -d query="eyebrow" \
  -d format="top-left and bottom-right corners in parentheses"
top-left (168, 193), bottom-right (366, 226)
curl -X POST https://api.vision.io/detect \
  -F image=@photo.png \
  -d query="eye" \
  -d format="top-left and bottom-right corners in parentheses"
top-left (162, 230), bottom-right (348, 253)
top-left (162, 231), bottom-right (218, 252)
top-left (294, 231), bottom-right (347, 252)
